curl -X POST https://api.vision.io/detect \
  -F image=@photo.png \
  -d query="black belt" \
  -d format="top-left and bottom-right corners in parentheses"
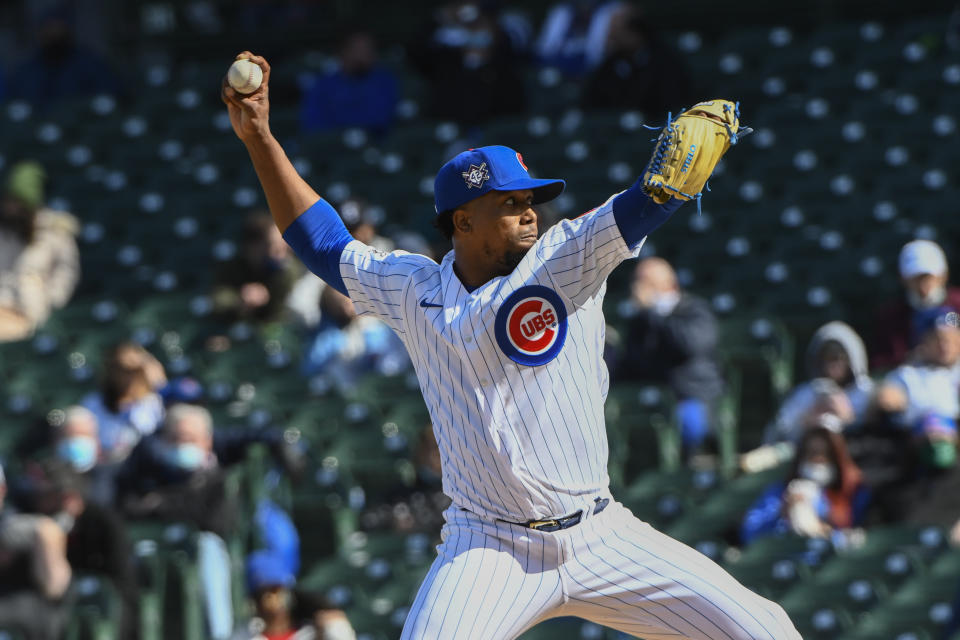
top-left (502, 497), bottom-right (609, 532)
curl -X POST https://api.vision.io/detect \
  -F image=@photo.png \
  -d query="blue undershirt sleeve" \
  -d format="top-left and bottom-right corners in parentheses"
top-left (612, 178), bottom-right (685, 249)
top-left (281, 198), bottom-right (353, 296)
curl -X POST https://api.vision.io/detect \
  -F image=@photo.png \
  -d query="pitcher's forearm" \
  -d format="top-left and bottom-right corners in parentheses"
top-left (243, 132), bottom-right (320, 233)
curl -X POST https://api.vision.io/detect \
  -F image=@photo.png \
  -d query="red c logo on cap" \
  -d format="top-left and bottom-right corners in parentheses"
top-left (516, 152), bottom-right (528, 171)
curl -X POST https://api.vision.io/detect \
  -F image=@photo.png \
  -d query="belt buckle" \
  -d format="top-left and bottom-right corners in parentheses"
top-left (528, 518), bottom-right (560, 531)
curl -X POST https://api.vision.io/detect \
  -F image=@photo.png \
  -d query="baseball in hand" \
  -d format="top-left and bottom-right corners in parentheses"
top-left (227, 58), bottom-right (263, 94)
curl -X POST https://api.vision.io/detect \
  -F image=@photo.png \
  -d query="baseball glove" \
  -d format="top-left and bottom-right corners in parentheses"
top-left (642, 100), bottom-right (750, 210)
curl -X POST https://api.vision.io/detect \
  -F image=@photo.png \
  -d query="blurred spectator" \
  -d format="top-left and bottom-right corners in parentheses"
top-left (894, 413), bottom-right (960, 528)
top-left (339, 198), bottom-right (392, 251)
top-left (231, 550), bottom-right (359, 640)
top-left (873, 307), bottom-right (960, 430)
top-left (741, 426), bottom-right (868, 545)
top-left (24, 460), bottom-right (140, 639)
top-left (286, 272), bottom-right (327, 330)
top-left (0, 160), bottom-right (80, 342)
top-left (615, 257), bottom-right (723, 457)
top-left (51, 405), bottom-right (118, 506)
top-left (871, 240), bottom-right (960, 370)
top-left (287, 198), bottom-right (392, 329)
top-left (409, 2), bottom-right (526, 126)
top-left (301, 286), bottom-right (410, 388)
top-left (360, 424), bottom-right (450, 534)
top-left (115, 403), bottom-right (236, 639)
top-left (8, 7), bottom-right (121, 108)
top-left (81, 341), bottom-right (166, 463)
top-left (535, 0), bottom-right (625, 75)
top-left (859, 309), bottom-right (960, 523)
top-left (581, 4), bottom-right (693, 115)
top-left (948, 3), bottom-right (960, 51)
top-left (212, 212), bottom-right (302, 325)
top-left (252, 499), bottom-right (301, 577)
top-left (293, 590), bottom-right (357, 640)
top-left (765, 321), bottom-right (874, 445)
top-left (236, 1), bottom-right (327, 36)
top-left (116, 404), bottom-right (234, 534)
top-left (300, 30), bottom-right (397, 136)
top-left (0, 462), bottom-right (72, 639)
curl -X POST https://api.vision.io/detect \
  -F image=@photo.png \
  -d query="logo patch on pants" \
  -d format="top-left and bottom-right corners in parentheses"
top-left (494, 285), bottom-right (567, 366)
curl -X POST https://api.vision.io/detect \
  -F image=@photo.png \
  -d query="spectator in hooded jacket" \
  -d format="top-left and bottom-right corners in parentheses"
top-left (765, 321), bottom-right (874, 445)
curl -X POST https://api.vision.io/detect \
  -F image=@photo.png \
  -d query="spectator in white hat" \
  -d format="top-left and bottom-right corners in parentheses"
top-left (871, 239), bottom-right (960, 369)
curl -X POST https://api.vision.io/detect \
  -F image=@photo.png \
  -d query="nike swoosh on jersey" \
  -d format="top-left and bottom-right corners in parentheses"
top-left (419, 300), bottom-right (443, 308)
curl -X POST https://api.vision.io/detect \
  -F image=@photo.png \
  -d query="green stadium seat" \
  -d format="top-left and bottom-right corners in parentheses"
top-left (67, 574), bottom-right (123, 640)
top-left (838, 573), bottom-right (959, 640)
top-left (716, 317), bottom-right (793, 449)
top-left (163, 550), bottom-right (206, 640)
top-left (604, 382), bottom-right (681, 482)
top-left (735, 533), bottom-right (832, 567)
top-left (725, 554), bottom-right (814, 601)
top-left (665, 463), bottom-right (788, 548)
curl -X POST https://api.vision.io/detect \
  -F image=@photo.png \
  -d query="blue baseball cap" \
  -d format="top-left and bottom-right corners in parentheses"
top-left (433, 145), bottom-right (565, 215)
top-left (911, 306), bottom-right (960, 345)
top-left (246, 550), bottom-right (295, 594)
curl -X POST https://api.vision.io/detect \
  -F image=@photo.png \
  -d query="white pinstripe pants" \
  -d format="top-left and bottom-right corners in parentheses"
top-left (401, 502), bottom-right (801, 640)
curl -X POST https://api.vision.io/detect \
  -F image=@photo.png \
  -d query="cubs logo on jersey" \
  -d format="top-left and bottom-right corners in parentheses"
top-left (494, 285), bottom-right (567, 366)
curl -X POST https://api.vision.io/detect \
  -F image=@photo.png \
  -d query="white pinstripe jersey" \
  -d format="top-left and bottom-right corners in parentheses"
top-left (339, 195), bottom-right (642, 522)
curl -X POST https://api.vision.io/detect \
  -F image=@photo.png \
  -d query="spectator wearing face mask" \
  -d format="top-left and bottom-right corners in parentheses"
top-left (81, 342), bottom-right (166, 463)
top-left (741, 426), bottom-right (868, 545)
top-left (765, 321), bottom-right (874, 445)
top-left (115, 404), bottom-right (236, 639)
top-left (615, 257), bottom-right (724, 458)
top-left (871, 240), bottom-right (960, 370)
top-left (49, 405), bottom-right (120, 507)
